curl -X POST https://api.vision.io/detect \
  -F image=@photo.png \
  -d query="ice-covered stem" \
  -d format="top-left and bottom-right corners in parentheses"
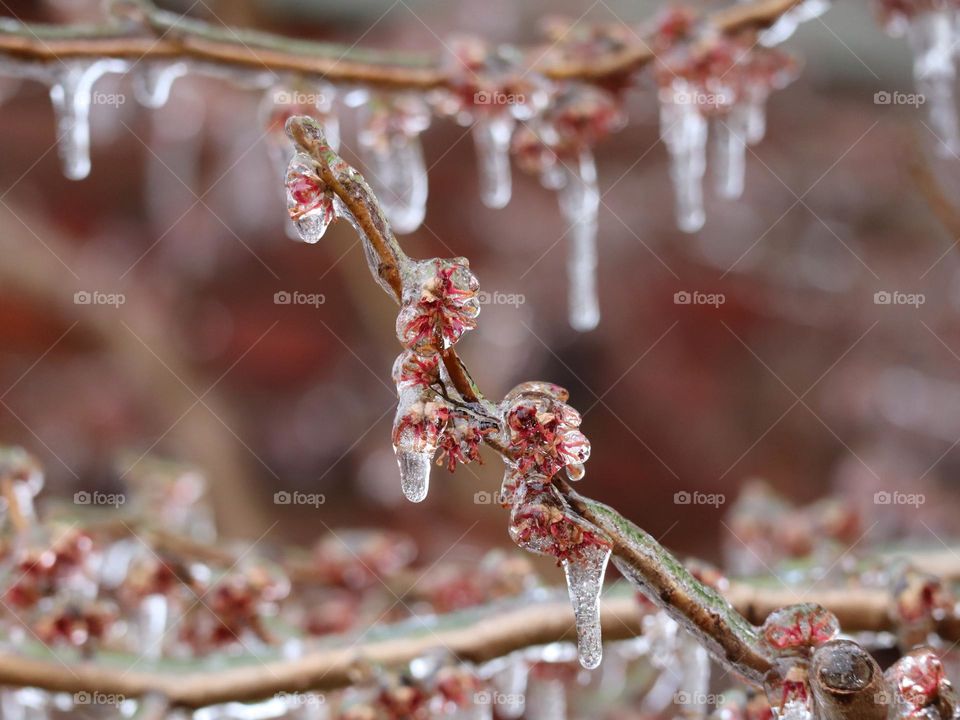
top-left (287, 116), bottom-right (482, 401)
top-left (552, 477), bottom-right (773, 683)
top-left (810, 640), bottom-right (889, 720)
top-left (0, 0), bottom-right (807, 90)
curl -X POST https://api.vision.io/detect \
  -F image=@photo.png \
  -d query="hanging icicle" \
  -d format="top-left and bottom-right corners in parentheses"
top-left (879, 1), bottom-right (960, 157)
top-left (48, 59), bottom-right (128, 180)
top-left (512, 83), bottom-right (624, 330)
top-left (438, 35), bottom-right (549, 210)
top-left (353, 91), bottom-right (430, 234)
top-left (760, 0), bottom-right (831, 46)
top-left (558, 152), bottom-right (601, 330)
top-left (655, 34), bottom-right (798, 231)
top-left (133, 61), bottom-right (188, 109)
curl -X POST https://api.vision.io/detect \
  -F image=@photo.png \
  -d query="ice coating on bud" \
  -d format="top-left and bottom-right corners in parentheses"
top-left (263, 80), bottom-right (339, 175)
top-left (886, 649), bottom-right (959, 720)
top-left (285, 152), bottom-right (335, 243)
top-left (356, 92), bottom-right (430, 233)
top-left (759, 603), bottom-right (839, 657)
top-left (392, 360), bottom-right (450, 502)
top-left (436, 413), bottom-right (490, 472)
top-left (890, 564), bottom-right (954, 649)
top-left (501, 384), bottom-right (590, 480)
top-left (396, 258), bottom-right (480, 355)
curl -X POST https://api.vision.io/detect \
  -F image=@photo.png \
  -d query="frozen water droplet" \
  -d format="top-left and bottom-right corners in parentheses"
top-left (285, 153), bottom-right (335, 243)
top-left (563, 542), bottom-right (610, 670)
top-left (49, 60), bottom-right (127, 180)
top-left (909, 10), bottom-right (960, 157)
top-left (472, 114), bottom-right (514, 208)
top-left (396, 450), bottom-right (431, 502)
top-left (713, 106), bottom-right (749, 200)
top-left (558, 152), bottom-right (600, 331)
top-left (660, 87), bottom-right (708, 233)
top-left (134, 62), bottom-right (188, 109)
top-left (357, 95), bottom-right (430, 234)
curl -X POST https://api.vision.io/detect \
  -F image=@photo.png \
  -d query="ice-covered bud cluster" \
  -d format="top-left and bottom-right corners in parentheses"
top-left (655, 37), bottom-right (799, 231)
top-left (759, 604), bottom-right (839, 720)
top-left (501, 381), bottom-right (591, 480)
top-left (396, 258), bottom-right (481, 356)
top-left (352, 91), bottom-right (431, 234)
top-left (760, 603), bottom-right (839, 657)
top-left (285, 152), bottom-right (337, 244)
top-left (890, 565), bottom-right (955, 649)
top-left (886, 649), bottom-right (959, 720)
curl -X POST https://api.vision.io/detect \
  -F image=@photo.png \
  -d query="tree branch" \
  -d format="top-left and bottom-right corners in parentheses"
top-left (0, 0), bottom-right (803, 89)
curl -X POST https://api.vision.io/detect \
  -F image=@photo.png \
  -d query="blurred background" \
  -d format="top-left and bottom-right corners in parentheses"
top-left (0, 0), bottom-right (955, 568)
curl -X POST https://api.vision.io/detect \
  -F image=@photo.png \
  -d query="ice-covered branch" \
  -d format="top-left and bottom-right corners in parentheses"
top-left (0, 0), bottom-right (805, 89)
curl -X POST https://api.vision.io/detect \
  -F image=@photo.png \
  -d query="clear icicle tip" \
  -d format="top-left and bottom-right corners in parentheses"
top-left (563, 543), bottom-right (611, 670)
top-left (396, 449), bottom-right (431, 503)
top-left (472, 114), bottom-right (514, 209)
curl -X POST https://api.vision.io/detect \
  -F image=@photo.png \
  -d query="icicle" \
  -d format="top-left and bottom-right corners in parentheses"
top-left (557, 151), bottom-right (600, 331)
top-left (744, 86), bottom-right (768, 145)
top-left (356, 95), bottom-right (430, 234)
top-left (134, 61), bottom-right (188, 109)
top-left (487, 654), bottom-right (527, 719)
top-left (472, 114), bottom-right (514, 208)
top-left (562, 542), bottom-right (610, 669)
top-left (908, 10), bottom-right (960, 157)
top-left (525, 673), bottom-right (566, 720)
top-left (713, 104), bottom-right (749, 200)
top-left (396, 446), bottom-right (432, 503)
top-left (138, 594), bottom-right (168, 660)
top-left (678, 635), bottom-right (712, 719)
top-left (660, 86), bottom-right (708, 233)
top-left (759, 0), bottom-right (830, 47)
top-left (49, 60), bottom-right (127, 180)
